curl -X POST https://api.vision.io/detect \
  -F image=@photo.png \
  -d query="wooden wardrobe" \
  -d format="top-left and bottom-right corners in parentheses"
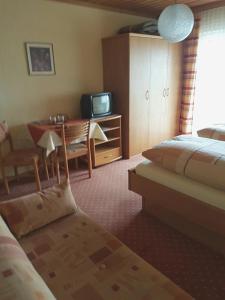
top-left (102, 33), bottom-right (182, 158)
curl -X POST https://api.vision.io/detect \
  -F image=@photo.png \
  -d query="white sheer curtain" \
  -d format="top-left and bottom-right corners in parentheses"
top-left (193, 7), bottom-right (225, 131)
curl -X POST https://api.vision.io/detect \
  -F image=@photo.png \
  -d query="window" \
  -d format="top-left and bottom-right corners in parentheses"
top-left (193, 7), bottom-right (225, 131)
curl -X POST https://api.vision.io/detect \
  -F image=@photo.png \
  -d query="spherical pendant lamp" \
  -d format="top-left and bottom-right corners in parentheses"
top-left (158, 4), bottom-right (194, 43)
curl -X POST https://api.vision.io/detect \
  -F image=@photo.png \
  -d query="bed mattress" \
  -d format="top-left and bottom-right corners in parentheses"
top-left (135, 160), bottom-right (225, 211)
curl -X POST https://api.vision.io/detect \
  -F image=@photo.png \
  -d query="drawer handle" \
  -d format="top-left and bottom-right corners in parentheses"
top-left (104, 154), bottom-right (113, 158)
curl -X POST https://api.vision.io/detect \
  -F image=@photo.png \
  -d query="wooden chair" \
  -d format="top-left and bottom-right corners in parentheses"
top-left (0, 121), bottom-right (42, 194)
top-left (54, 121), bottom-right (92, 184)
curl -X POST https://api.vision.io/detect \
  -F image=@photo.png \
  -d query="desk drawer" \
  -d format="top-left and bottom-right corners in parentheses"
top-left (95, 147), bottom-right (121, 166)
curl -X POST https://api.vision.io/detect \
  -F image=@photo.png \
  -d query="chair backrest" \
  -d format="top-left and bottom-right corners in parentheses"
top-left (61, 120), bottom-right (90, 145)
top-left (0, 121), bottom-right (9, 144)
top-left (58, 120), bottom-right (90, 181)
top-left (0, 121), bottom-right (13, 160)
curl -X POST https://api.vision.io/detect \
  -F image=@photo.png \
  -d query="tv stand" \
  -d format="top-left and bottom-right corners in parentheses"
top-left (90, 114), bottom-right (122, 167)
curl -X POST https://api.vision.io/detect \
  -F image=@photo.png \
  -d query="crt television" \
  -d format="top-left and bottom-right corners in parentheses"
top-left (80, 92), bottom-right (112, 119)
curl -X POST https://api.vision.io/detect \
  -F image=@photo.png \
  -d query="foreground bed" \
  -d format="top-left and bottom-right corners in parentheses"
top-left (128, 160), bottom-right (225, 256)
top-left (0, 182), bottom-right (192, 300)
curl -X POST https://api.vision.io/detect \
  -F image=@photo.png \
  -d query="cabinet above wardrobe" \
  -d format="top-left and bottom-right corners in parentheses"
top-left (102, 33), bottom-right (182, 158)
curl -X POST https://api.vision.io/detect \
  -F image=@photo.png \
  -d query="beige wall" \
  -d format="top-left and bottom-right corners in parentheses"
top-left (0, 0), bottom-right (147, 147)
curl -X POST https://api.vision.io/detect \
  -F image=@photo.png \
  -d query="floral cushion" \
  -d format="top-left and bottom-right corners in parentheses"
top-left (0, 182), bottom-right (77, 238)
top-left (20, 211), bottom-right (192, 300)
top-left (0, 215), bottom-right (56, 300)
top-left (142, 136), bottom-right (225, 191)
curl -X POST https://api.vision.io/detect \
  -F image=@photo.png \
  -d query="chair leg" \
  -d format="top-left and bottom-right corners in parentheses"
top-left (75, 158), bottom-right (79, 169)
top-left (14, 166), bottom-right (19, 182)
top-left (64, 159), bottom-right (69, 182)
top-left (33, 159), bottom-right (41, 192)
top-left (56, 157), bottom-right (61, 184)
top-left (87, 153), bottom-right (92, 178)
top-left (41, 149), bottom-right (49, 181)
top-left (43, 158), bottom-right (50, 181)
top-left (50, 154), bottom-right (55, 178)
top-left (51, 161), bottom-right (55, 177)
top-left (1, 165), bottom-right (10, 194)
top-left (63, 156), bottom-right (69, 182)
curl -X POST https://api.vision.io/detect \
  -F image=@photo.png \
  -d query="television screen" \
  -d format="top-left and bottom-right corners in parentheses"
top-left (93, 95), bottom-right (110, 115)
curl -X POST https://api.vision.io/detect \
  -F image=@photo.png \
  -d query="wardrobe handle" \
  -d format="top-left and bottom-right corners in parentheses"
top-left (167, 88), bottom-right (169, 97)
top-left (163, 88), bottom-right (166, 98)
top-left (145, 90), bottom-right (150, 101)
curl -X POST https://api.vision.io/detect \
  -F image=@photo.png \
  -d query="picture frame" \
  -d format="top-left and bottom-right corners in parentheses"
top-left (25, 42), bottom-right (55, 75)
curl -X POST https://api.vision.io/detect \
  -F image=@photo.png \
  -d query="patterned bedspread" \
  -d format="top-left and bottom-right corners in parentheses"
top-left (20, 210), bottom-right (192, 300)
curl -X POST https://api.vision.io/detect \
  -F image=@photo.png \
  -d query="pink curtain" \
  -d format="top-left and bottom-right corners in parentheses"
top-left (179, 17), bottom-right (200, 134)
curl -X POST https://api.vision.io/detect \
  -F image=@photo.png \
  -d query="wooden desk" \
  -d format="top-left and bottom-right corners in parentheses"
top-left (28, 115), bottom-right (122, 167)
top-left (28, 119), bottom-right (108, 157)
top-left (28, 120), bottom-right (85, 144)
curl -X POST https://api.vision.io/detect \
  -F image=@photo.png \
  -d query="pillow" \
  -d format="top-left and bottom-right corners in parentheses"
top-left (0, 215), bottom-right (56, 300)
top-left (173, 134), bottom-right (214, 143)
top-left (197, 125), bottom-right (225, 141)
top-left (142, 136), bottom-right (214, 169)
top-left (0, 182), bottom-right (77, 238)
top-left (142, 137), bottom-right (225, 191)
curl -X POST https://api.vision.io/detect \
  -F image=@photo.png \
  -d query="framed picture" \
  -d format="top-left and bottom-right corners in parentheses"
top-left (25, 42), bottom-right (55, 75)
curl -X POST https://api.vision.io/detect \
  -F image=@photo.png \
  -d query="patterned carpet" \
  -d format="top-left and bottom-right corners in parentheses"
top-left (1, 155), bottom-right (225, 300)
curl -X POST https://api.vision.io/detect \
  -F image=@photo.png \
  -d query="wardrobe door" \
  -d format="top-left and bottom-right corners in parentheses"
top-left (148, 38), bottom-right (168, 147)
top-left (129, 36), bottom-right (151, 156)
top-left (164, 43), bottom-right (182, 139)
